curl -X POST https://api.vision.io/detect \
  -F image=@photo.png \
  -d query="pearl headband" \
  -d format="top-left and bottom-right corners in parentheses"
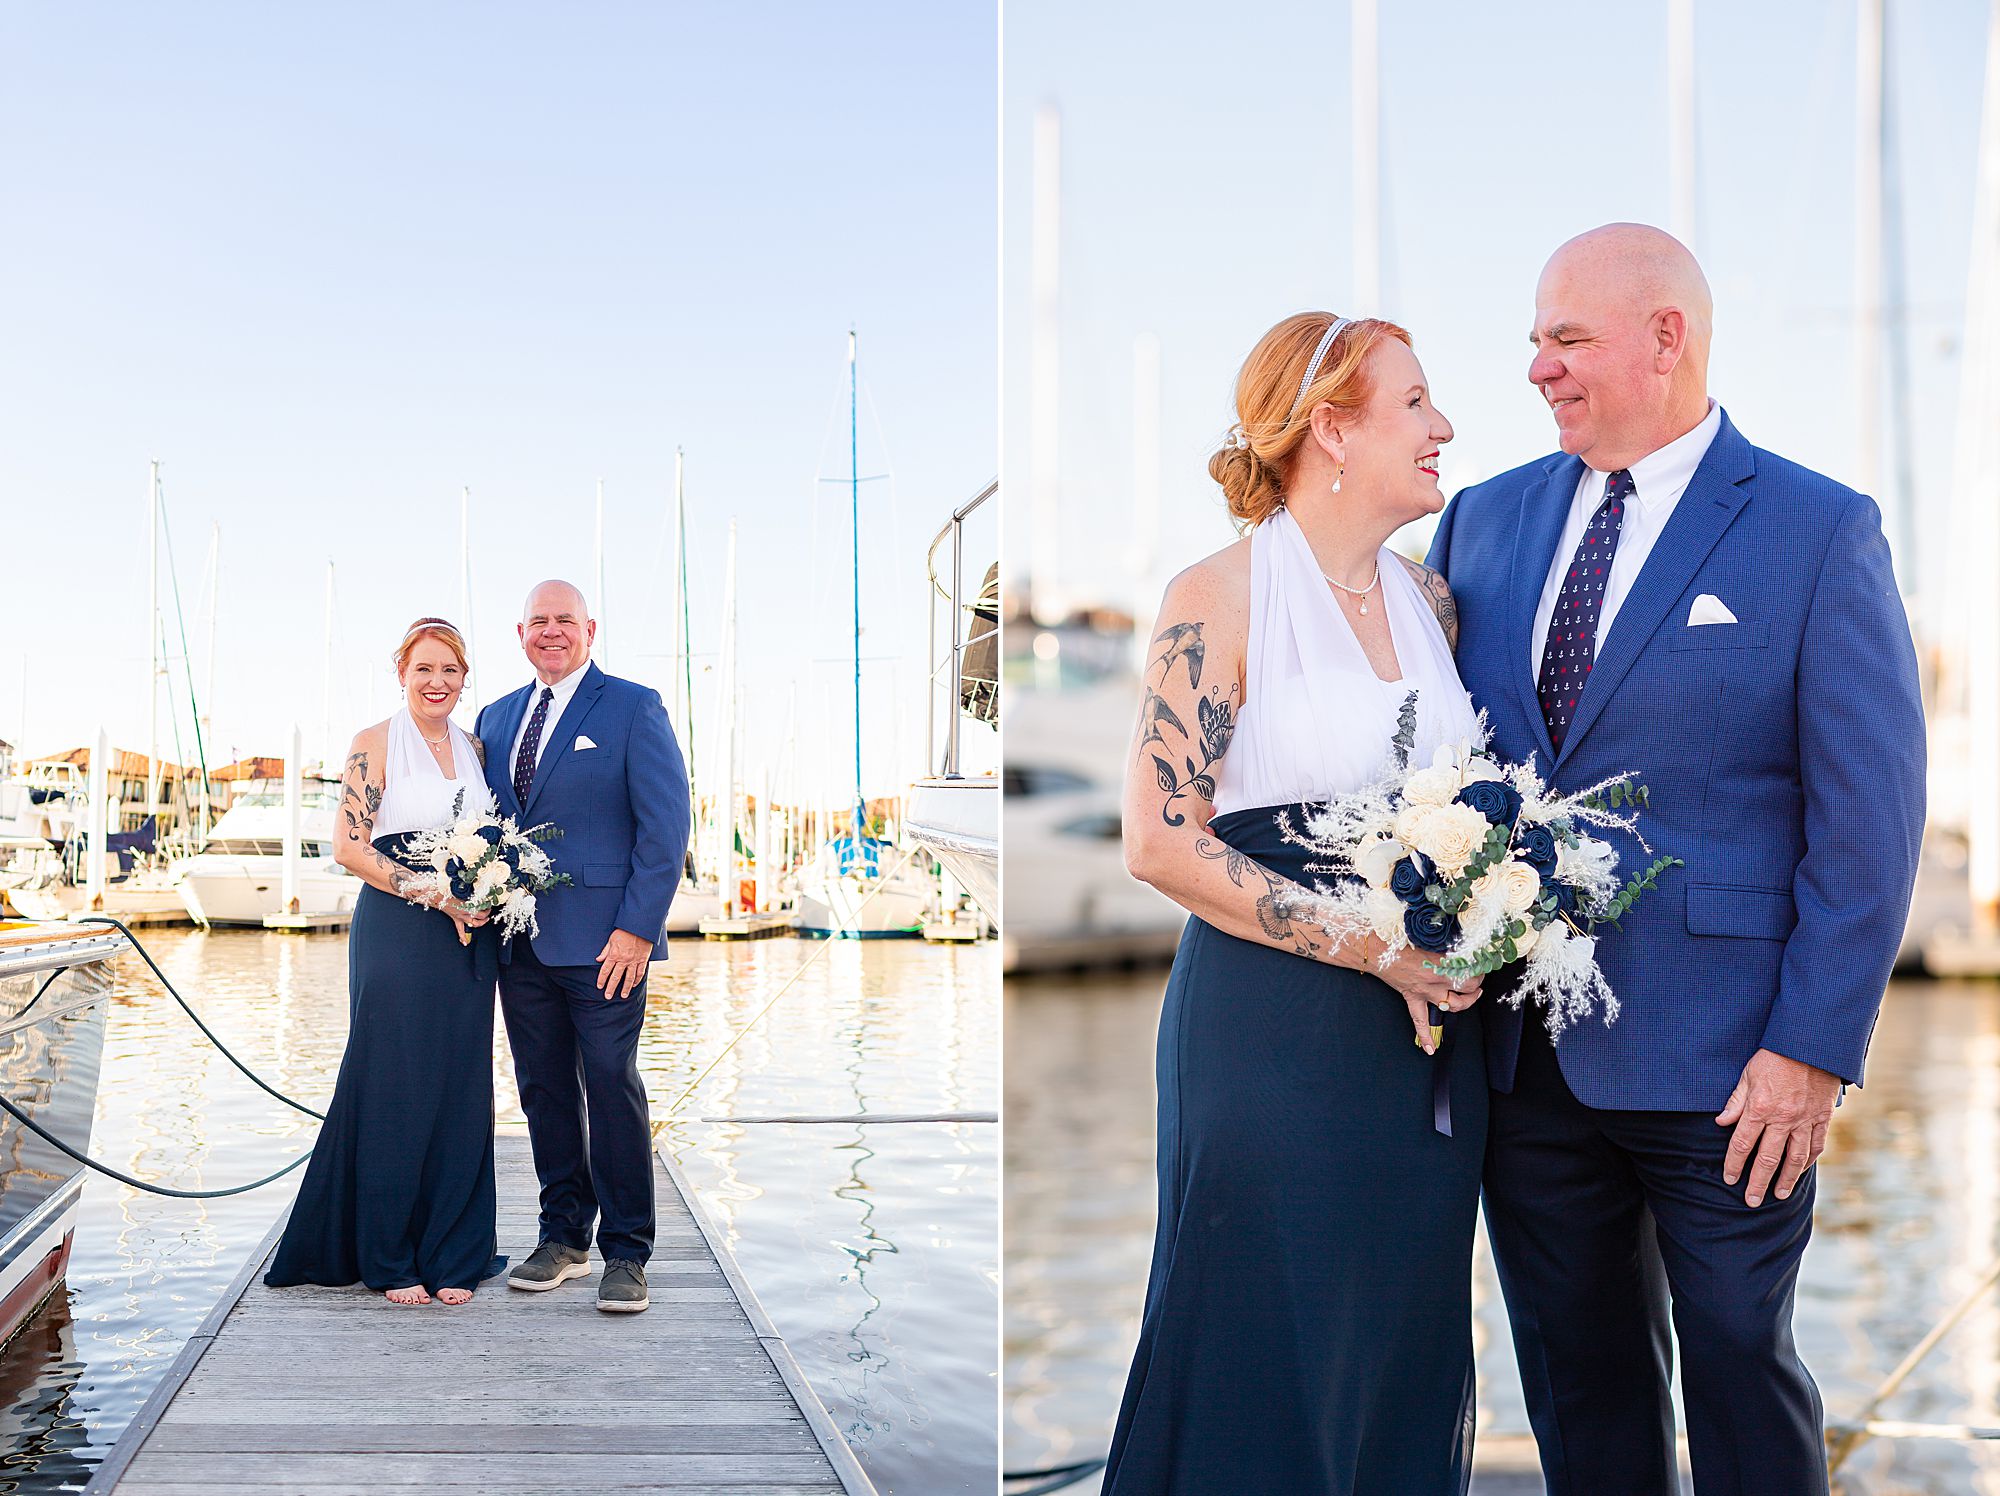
top-left (1285, 316), bottom-right (1352, 423)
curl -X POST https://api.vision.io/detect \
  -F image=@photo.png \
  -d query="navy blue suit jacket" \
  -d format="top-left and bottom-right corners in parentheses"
top-left (475, 662), bottom-right (691, 967)
top-left (1427, 410), bottom-right (1925, 1109)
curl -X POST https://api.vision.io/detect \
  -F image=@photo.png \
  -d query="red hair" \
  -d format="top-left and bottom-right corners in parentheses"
top-left (393, 617), bottom-right (468, 676)
top-left (1211, 312), bottom-right (1414, 529)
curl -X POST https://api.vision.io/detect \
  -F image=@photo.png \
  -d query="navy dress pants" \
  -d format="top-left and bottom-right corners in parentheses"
top-left (499, 942), bottom-right (655, 1264)
top-left (1483, 1016), bottom-right (1828, 1496)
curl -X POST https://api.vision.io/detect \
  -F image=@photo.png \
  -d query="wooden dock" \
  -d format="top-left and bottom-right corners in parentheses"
top-left (87, 1132), bottom-right (875, 1494)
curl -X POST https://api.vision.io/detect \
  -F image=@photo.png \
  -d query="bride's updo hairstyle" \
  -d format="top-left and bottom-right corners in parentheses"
top-left (393, 617), bottom-right (469, 677)
top-left (1212, 311), bottom-right (1412, 530)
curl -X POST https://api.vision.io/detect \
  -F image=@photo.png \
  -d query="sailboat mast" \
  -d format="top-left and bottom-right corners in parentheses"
top-left (1350, 0), bottom-right (1380, 309)
top-left (147, 459), bottom-right (161, 836)
top-left (849, 328), bottom-right (863, 819)
top-left (595, 477), bottom-right (607, 669)
top-left (459, 487), bottom-right (479, 711)
top-left (676, 449), bottom-right (696, 788)
top-left (322, 561), bottom-right (336, 773)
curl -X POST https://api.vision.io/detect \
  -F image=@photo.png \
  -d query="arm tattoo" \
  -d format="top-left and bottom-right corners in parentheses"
top-left (1196, 836), bottom-right (1322, 959)
top-left (340, 750), bottom-right (415, 896)
top-left (1405, 560), bottom-right (1460, 652)
top-left (1139, 620), bottom-right (1239, 827)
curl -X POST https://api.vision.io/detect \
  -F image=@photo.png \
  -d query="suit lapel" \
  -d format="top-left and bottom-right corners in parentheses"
top-left (524, 663), bottom-right (607, 817)
top-left (1508, 455), bottom-right (1581, 766)
top-left (1552, 415), bottom-right (1756, 771)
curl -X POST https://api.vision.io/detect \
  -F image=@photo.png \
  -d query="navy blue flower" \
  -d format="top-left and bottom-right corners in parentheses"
top-left (1389, 854), bottom-right (1434, 906)
top-left (1546, 880), bottom-right (1579, 919)
top-left (1518, 823), bottom-right (1560, 877)
top-left (1457, 778), bottom-right (1523, 830)
top-left (1404, 902), bottom-right (1459, 953)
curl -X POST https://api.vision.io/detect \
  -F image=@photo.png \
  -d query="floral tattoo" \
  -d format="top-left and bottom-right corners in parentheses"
top-left (1139, 621), bottom-right (1238, 828)
top-left (1196, 836), bottom-right (1321, 958)
top-left (340, 750), bottom-right (416, 897)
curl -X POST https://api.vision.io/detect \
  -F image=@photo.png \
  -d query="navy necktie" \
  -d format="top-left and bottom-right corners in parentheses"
top-left (1537, 469), bottom-right (1633, 752)
top-left (513, 686), bottom-right (555, 804)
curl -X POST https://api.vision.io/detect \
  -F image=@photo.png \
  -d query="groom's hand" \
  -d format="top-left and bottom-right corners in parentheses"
top-left (596, 929), bottom-right (652, 1000)
top-left (1715, 1049), bottom-right (1839, 1208)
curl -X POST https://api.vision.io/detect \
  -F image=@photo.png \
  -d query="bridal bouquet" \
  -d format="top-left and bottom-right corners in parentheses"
top-left (1277, 694), bottom-right (1680, 1036)
top-left (401, 789), bottom-right (572, 944)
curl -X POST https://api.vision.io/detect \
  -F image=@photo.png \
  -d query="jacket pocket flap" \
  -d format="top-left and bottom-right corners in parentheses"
top-left (1686, 882), bottom-right (1795, 940)
top-left (582, 863), bottom-right (630, 887)
top-left (1668, 619), bottom-right (1770, 651)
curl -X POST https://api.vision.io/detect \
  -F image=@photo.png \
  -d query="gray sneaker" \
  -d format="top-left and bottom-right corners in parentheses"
top-left (508, 1240), bottom-right (591, 1291)
top-left (597, 1258), bottom-right (649, 1313)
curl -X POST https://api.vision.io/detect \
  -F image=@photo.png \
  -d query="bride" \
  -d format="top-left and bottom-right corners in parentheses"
top-left (265, 617), bottom-right (507, 1306)
top-left (1103, 313), bottom-right (1486, 1493)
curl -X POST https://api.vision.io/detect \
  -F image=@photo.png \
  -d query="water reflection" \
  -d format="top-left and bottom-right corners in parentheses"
top-left (1004, 975), bottom-right (2000, 1494)
top-left (0, 928), bottom-right (996, 1496)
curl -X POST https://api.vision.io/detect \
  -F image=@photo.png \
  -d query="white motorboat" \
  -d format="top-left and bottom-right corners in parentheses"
top-left (904, 482), bottom-right (999, 923)
top-left (0, 920), bottom-right (122, 1343)
top-left (175, 781), bottom-right (357, 926)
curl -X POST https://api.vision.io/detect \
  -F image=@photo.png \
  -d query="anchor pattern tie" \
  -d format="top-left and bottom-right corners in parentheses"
top-left (513, 686), bottom-right (555, 805)
top-left (1537, 469), bottom-right (1632, 753)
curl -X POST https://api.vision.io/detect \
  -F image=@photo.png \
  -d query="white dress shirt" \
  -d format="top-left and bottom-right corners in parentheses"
top-left (1530, 399), bottom-right (1724, 679)
top-left (510, 663), bottom-right (588, 783)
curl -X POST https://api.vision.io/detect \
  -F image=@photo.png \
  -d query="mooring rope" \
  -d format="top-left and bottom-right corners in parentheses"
top-left (0, 917), bottom-right (324, 1199)
top-left (0, 1091), bottom-right (310, 1199)
top-left (77, 916), bottom-right (324, 1120)
top-left (1002, 1458), bottom-right (1107, 1495)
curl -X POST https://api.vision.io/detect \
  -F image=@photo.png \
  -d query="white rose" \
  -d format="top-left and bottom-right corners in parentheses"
top-left (447, 830), bottom-right (488, 866)
top-left (1355, 834), bottom-right (1406, 888)
top-left (1420, 803), bottom-right (1492, 879)
top-left (1362, 886), bottom-right (1407, 942)
top-left (474, 860), bottom-right (511, 900)
top-left (1512, 920), bottom-right (1541, 957)
top-left (1473, 858), bottom-right (1541, 915)
top-left (1403, 765), bottom-right (1459, 807)
top-left (1394, 804), bottom-right (1441, 852)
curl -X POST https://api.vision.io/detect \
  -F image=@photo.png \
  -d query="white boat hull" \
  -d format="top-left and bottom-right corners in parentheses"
top-left (178, 855), bottom-right (359, 926)
top-left (905, 776), bottom-right (998, 924)
top-left (792, 862), bottom-right (932, 939)
top-left (7, 879), bottom-right (190, 925)
top-left (666, 883), bottom-right (727, 934)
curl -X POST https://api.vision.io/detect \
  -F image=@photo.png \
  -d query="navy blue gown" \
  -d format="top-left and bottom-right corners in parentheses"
top-left (266, 832), bottom-right (506, 1295)
top-left (1101, 804), bottom-right (1489, 1496)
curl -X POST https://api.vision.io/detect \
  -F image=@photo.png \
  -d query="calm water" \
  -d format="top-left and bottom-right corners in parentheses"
top-left (1005, 971), bottom-right (2000, 1496)
top-left (0, 926), bottom-right (997, 1495)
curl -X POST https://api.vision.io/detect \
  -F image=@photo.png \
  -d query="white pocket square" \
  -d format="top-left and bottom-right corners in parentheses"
top-left (573, 735), bottom-right (598, 751)
top-left (1687, 594), bottom-right (1738, 627)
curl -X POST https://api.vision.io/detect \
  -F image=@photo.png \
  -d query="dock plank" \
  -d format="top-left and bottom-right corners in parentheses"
top-left (89, 1136), bottom-right (874, 1495)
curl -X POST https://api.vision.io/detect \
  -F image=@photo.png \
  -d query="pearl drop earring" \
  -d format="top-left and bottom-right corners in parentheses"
top-left (1331, 466), bottom-right (1344, 496)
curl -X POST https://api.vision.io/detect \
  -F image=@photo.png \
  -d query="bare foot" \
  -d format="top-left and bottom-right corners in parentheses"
top-left (384, 1284), bottom-right (431, 1306)
top-left (436, 1288), bottom-right (473, 1306)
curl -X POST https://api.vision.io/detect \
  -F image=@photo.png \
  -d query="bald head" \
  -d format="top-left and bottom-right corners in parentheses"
top-left (1543, 223), bottom-right (1712, 347)
top-left (523, 578), bottom-right (588, 621)
top-left (518, 579), bottom-right (595, 685)
top-left (1529, 223), bottom-right (1715, 470)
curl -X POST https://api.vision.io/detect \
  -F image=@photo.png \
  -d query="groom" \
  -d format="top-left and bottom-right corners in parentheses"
top-left (477, 579), bottom-right (690, 1313)
top-left (1429, 225), bottom-right (1924, 1494)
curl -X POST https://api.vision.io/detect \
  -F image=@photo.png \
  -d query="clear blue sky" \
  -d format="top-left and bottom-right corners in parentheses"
top-left (1, 2), bottom-right (995, 803)
top-left (1002, 0), bottom-right (1988, 625)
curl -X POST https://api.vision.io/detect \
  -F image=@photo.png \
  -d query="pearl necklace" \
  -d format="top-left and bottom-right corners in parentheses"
top-left (1320, 561), bottom-right (1381, 616)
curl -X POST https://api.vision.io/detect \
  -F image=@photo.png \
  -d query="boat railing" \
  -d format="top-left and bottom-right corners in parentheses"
top-left (924, 479), bottom-right (999, 779)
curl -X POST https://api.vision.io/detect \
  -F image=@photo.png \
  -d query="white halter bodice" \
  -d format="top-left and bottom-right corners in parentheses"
top-left (1210, 507), bottom-right (1481, 814)
top-left (372, 709), bottom-right (495, 838)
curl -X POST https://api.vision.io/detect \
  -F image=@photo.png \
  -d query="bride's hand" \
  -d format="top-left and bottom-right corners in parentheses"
top-left (1373, 945), bottom-right (1481, 1055)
